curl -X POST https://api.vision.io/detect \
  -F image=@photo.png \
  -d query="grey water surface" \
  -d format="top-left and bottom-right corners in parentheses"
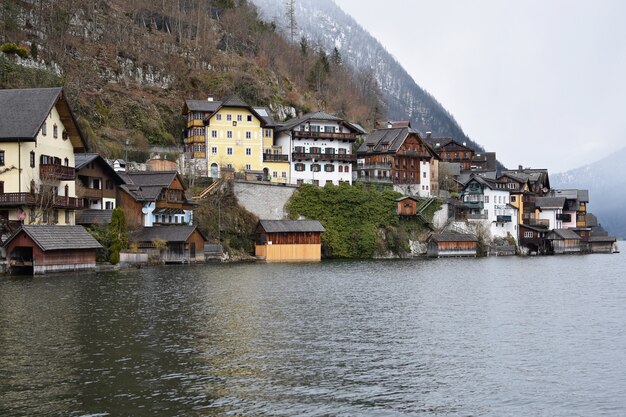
top-left (1, 253), bottom-right (625, 416)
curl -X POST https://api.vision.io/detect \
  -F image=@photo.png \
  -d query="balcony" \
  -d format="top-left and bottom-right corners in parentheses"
top-left (40, 164), bottom-right (75, 181)
top-left (293, 130), bottom-right (358, 141)
top-left (292, 152), bottom-right (356, 162)
top-left (525, 218), bottom-right (550, 227)
top-left (0, 193), bottom-right (82, 209)
top-left (263, 154), bottom-right (289, 162)
top-left (187, 119), bottom-right (204, 128)
top-left (79, 188), bottom-right (103, 199)
top-left (396, 149), bottom-right (432, 159)
top-left (497, 215), bottom-right (513, 223)
top-left (556, 213), bottom-right (572, 222)
top-left (462, 201), bottom-right (484, 210)
top-left (184, 135), bottom-right (204, 144)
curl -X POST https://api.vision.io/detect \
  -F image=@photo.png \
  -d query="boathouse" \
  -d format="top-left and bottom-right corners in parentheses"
top-left (545, 229), bottom-right (582, 254)
top-left (3, 225), bottom-right (101, 275)
top-left (427, 232), bottom-right (478, 257)
top-left (133, 225), bottom-right (208, 263)
top-left (255, 220), bottom-right (325, 262)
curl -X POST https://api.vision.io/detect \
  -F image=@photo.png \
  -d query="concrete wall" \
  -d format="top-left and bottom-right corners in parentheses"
top-left (233, 181), bottom-right (298, 220)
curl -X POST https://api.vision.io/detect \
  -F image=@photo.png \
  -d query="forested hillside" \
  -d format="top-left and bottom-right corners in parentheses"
top-left (0, 0), bottom-right (382, 159)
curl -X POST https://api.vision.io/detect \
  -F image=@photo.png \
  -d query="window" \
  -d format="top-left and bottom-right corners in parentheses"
top-left (310, 164), bottom-right (321, 172)
top-left (310, 125), bottom-right (320, 132)
top-left (42, 122), bottom-right (47, 136)
top-left (282, 171), bottom-right (287, 178)
top-left (237, 114), bottom-right (242, 122)
top-left (324, 164), bottom-right (334, 172)
top-left (64, 157), bottom-right (69, 166)
top-left (105, 201), bottom-right (114, 210)
top-left (227, 114), bottom-right (232, 121)
top-left (62, 130), bottom-right (68, 140)
top-left (64, 210), bottom-right (70, 224)
top-left (511, 196), bottom-right (517, 202)
top-left (30, 151), bottom-right (35, 167)
top-left (423, 172), bottom-right (426, 178)
top-left (53, 124), bottom-right (58, 138)
top-left (485, 196), bottom-right (490, 203)
top-left (52, 209), bottom-right (59, 224)
top-left (345, 165), bottom-right (349, 172)
top-left (245, 131), bottom-right (252, 139)
top-left (264, 129), bottom-right (272, 137)
top-left (524, 231), bottom-right (534, 238)
top-left (245, 148), bottom-right (252, 155)
top-left (295, 163), bottom-right (305, 172)
top-left (339, 166), bottom-right (343, 173)
top-left (211, 147), bottom-right (218, 155)
top-left (227, 131), bottom-right (233, 139)
top-left (227, 147), bottom-right (233, 155)
top-left (0, 181), bottom-right (3, 193)
top-left (216, 114), bottom-right (222, 121)
top-left (245, 164), bottom-right (251, 170)
top-left (0, 151), bottom-right (4, 166)
top-left (324, 126), bottom-right (335, 133)
top-left (211, 130), bottom-right (217, 138)
top-left (227, 163), bottom-right (233, 169)
top-left (247, 115), bottom-right (252, 122)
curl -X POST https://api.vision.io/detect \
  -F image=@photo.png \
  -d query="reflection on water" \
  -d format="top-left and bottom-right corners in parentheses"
top-left (1, 254), bottom-right (626, 416)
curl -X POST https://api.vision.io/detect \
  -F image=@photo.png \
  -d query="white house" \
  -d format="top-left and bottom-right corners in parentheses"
top-left (274, 112), bottom-right (365, 186)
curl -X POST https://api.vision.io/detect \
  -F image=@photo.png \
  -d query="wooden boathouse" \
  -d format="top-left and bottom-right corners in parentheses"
top-left (3, 225), bottom-right (101, 275)
top-left (427, 232), bottom-right (478, 258)
top-left (255, 220), bottom-right (325, 262)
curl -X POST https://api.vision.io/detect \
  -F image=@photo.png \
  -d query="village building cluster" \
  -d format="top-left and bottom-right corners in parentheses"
top-left (0, 88), bottom-right (617, 274)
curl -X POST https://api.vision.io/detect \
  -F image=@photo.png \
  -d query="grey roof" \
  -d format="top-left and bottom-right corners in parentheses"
top-left (396, 196), bottom-right (420, 202)
top-left (76, 209), bottom-right (113, 225)
top-left (258, 220), bottom-right (325, 233)
top-left (535, 197), bottom-right (566, 209)
top-left (547, 229), bottom-right (581, 240)
top-left (124, 171), bottom-right (178, 187)
top-left (184, 99), bottom-right (222, 113)
top-left (252, 106), bottom-right (276, 126)
top-left (429, 232), bottom-right (478, 243)
top-left (276, 112), bottom-right (363, 134)
top-left (74, 153), bottom-right (99, 170)
top-left (75, 153), bottom-right (125, 184)
top-left (134, 225), bottom-right (206, 243)
top-left (0, 87), bottom-right (62, 140)
top-left (3, 225), bottom-right (102, 250)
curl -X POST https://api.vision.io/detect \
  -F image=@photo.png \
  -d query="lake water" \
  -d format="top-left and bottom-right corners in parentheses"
top-left (1, 252), bottom-right (626, 416)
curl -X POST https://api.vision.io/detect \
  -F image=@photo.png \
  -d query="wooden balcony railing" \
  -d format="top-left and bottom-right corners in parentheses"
top-left (292, 152), bottom-right (356, 162)
top-left (396, 149), bottom-right (432, 158)
top-left (293, 131), bottom-right (358, 141)
top-left (263, 154), bottom-right (289, 162)
top-left (0, 193), bottom-right (83, 209)
top-left (40, 164), bottom-right (75, 180)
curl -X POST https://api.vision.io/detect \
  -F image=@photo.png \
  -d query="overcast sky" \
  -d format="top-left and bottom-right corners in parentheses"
top-left (333, 0), bottom-right (626, 173)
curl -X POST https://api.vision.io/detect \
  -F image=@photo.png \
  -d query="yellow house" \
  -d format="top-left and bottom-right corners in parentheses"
top-left (499, 173), bottom-right (532, 226)
top-left (182, 94), bottom-right (289, 183)
top-left (0, 88), bottom-right (86, 227)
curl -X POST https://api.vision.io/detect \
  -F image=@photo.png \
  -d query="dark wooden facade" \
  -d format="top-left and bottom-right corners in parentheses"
top-left (519, 224), bottom-right (549, 254)
top-left (427, 233), bottom-right (478, 257)
top-left (396, 196), bottom-right (419, 216)
top-left (434, 140), bottom-right (474, 170)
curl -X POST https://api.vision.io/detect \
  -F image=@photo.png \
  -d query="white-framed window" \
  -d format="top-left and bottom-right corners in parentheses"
top-left (227, 147), bottom-right (233, 155)
top-left (237, 114), bottom-right (242, 122)
top-left (211, 147), bottom-right (218, 155)
top-left (216, 114), bottom-right (222, 121)
top-left (211, 130), bottom-right (217, 138)
top-left (485, 196), bottom-right (490, 203)
top-left (245, 131), bottom-right (252, 139)
top-left (53, 124), bottom-right (58, 138)
top-left (245, 148), bottom-right (252, 155)
top-left (264, 129), bottom-right (272, 137)
top-left (245, 164), bottom-right (251, 170)
top-left (272, 171), bottom-right (278, 178)
top-left (227, 114), bottom-right (232, 121)
top-left (282, 171), bottom-right (287, 178)
top-left (227, 163), bottom-right (233, 169)
top-left (227, 131), bottom-right (233, 139)
top-left (524, 231), bottom-right (533, 238)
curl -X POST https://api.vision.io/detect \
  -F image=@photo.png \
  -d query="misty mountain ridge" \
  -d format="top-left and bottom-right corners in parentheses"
top-left (552, 146), bottom-right (626, 238)
top-left (251, 0), bottom-right (481, 151)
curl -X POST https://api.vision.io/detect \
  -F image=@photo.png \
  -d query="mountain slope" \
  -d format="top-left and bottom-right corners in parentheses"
top-left (251, 0), bottom-right (481, 150)
top-left (551, 147), bottom-right (626, 238)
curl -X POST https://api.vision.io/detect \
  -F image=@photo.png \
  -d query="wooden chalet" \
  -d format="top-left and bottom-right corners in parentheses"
top-left (3, 225), bottom-right (101, 275)
top-left (133, 225), bottom-right (208, 263)
top-left (427, 232), bottom-right (478, 258)
top-left (118, 171), bottom-right (197, 229)
top-left (545, 229), bottom-right (582, 255)
top-left (75, 153), bottom-right (124, 211)
top-left (356, 128), bottom-right (439, 190)
top-left (255, 220), bottom-right (325, 262)
top-left (429, 139), bottom-right (475, 170)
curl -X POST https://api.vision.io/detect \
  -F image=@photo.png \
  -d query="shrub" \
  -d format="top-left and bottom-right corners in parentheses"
top-left (0, 43), bottom-right (30, 59)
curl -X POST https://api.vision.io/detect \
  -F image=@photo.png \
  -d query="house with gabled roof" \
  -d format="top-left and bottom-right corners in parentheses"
top-left (274, 112), bottom-right (365, 186)
top-left (428, 139), bottom-right (475, 170)
top-left (427, 232), bottom-right (478, 257)
top-left (0, 88), bottom-right (86, 230)
top-left (459, 175), bottom-right (518, 241)
top-left (356, 127), bottom-right (440, 196)
top-left (535, 196), bottom-right (567, 230)
top-left (545, 229), bottom-right (582, 254)
top-left (182, 94), bottom-right (282, 181)
top-left (74, 153), bottom-right (126, 226)
top-left (2, 225), bottom-right (101, 274)
top-left (118, 171), bottom-right (197, 228)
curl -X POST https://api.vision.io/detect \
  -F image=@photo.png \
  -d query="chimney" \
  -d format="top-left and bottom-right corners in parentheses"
top-left (207, 95), bottom-right (214, 102)
top-left (518, 165), bottom-right (523, 171)
top-left (463, 141), bottom-right (467, 146)
top-left (426, 131), bottom-right (432, 139)
top-left (387, 121), bottom-right (393, 129)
